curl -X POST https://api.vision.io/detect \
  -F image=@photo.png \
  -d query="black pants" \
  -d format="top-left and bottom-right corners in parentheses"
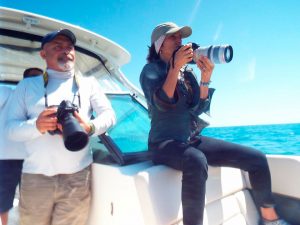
top-left (149, 136), bottom-right (274, 225)
top-left (0, 160), bottom-right (23, 213)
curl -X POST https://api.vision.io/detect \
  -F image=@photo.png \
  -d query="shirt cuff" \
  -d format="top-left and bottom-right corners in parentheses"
top-left (191, 88), bottom-right (215, 116)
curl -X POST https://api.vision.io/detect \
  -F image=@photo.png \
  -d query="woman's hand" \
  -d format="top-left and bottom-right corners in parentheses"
top-left (196, 55), bottom-right (214, 82)
top-left (172, 44), bottom-right (194, 70)
top-left (163, 44), bottom-right (193, 99)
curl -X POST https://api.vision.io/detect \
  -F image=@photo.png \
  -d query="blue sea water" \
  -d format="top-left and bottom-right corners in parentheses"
top-left (202, 123), bottom-right (300, 156)
top-left (108, 95), bottom-right (300, 156)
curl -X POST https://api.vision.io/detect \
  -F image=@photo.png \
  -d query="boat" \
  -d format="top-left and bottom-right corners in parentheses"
top-left (1, 7), bottom-right (300, 225)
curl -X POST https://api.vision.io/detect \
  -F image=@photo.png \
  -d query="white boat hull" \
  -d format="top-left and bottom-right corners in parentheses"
top-left (87, 155), bottom-right (300, 225)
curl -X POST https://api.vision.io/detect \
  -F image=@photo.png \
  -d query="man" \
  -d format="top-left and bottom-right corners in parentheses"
top-left (23, 67), bottom-right (43, 78)
top-left (0, 67), bottom-right (43, 225)
top-left (0, 85), bottom-right (16, 225)
top-left (5, 29), bottom-right (116, 225)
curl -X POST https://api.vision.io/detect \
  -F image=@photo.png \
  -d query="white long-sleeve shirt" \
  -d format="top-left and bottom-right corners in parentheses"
top-left (0, 85), bottom-right (11, 108)
top-left (0, 86), bottom-right (26, 159)
top-left (5, 69), bottom-right (116, 176)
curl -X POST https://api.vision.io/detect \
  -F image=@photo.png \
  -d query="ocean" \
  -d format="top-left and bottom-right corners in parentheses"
top-left (107, 95), bottom-right (300, 155)
top-left (202, 123), bottom-right (300, 156)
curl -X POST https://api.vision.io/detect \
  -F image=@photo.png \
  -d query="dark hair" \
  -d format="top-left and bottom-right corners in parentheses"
top-left (146, 44), bottom-right (160, 63)
top-left (23, 67), bottom-right (43, 78)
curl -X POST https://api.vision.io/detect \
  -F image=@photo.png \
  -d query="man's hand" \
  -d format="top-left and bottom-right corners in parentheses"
top-left (36, 107), bottom-right (58, 134)
top-left (73, 111), bottom-right (91, 134)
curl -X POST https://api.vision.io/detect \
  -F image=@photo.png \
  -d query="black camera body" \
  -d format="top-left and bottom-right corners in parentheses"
top-left (50, 100), bottom-right (89, 152)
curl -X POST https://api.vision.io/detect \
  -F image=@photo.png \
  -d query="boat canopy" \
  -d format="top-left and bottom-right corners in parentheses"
top-left (0, 7), bottom-right (131, 90)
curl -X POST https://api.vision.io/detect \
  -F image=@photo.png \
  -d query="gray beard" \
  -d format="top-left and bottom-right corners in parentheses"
top-left (57, 60), bottom-right (74, 71)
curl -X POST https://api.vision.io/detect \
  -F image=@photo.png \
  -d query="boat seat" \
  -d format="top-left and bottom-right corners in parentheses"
top-left (134, 165), bottom-right (260, 225)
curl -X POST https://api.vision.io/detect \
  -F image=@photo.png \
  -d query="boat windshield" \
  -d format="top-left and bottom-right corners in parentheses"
top-left (91, 94), bottom-right (151, 165)
top-left (107, 94), bottom-right (150, 153)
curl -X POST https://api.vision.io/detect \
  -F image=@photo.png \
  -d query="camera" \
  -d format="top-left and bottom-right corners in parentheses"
top-left (189, 42), bottom-right (233, 64)
top-left (49, 100), bottom-right (89, 152)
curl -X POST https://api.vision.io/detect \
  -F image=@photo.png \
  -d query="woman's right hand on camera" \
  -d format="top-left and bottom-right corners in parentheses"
top-left (172, 44), bottom-right (193, 70)
top-left (163, 44), bottom-right (194, 99)
top-left (36, 107), bottom-right (58, 134)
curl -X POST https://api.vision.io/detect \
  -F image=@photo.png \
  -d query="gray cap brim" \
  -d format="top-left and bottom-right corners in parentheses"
top-left (151, 22), bottom-right (192, 44)
top-left (165, 26), bottom-right (192, 38)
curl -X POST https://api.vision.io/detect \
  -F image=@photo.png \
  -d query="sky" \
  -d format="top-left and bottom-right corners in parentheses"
top-left (1, 0), bottom-right (300, 127)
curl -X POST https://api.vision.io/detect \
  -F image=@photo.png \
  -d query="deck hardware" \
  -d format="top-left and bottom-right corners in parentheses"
top-left (110, 202), bottom-right (114, 215)
top-left (22, 16), bottom-right (39, 29)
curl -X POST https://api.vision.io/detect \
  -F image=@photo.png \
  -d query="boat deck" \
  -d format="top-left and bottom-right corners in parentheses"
top-left (8, 198), bottom-right (19, 225)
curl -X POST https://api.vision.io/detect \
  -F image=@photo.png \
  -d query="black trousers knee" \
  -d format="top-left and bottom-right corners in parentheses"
top-left (150, 136), bottom-right (274, 225)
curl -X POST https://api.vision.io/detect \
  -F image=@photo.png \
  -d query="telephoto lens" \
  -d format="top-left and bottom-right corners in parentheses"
top-left (190, 43), bottom-right (233, 64)
top-left (56, 100), bottom-right (89, 151)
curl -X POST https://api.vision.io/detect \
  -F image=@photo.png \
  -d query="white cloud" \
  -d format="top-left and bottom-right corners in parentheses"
top-left (213, 22), bottom-right (223, 41)
top-left (188, 0), bottom-right (202, 25)
top-left (233, 57), bottom-right (257, 83)
top-left (246, 57), bottom-right (256, 81)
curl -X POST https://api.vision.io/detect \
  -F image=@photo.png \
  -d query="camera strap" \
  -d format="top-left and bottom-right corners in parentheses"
top-left (42, 71), bottom-right (81, 108)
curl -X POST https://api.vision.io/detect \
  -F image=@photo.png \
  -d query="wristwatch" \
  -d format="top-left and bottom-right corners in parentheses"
top-left (200, 81), bottom-right (211, 87)
top-left (88, 122), bottom-right (95, 136)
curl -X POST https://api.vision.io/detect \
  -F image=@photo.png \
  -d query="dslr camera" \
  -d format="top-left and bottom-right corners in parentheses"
top-left (49, 100), bottom-right (88, 152)
top-left (188, 43), bottom-right (233, 64)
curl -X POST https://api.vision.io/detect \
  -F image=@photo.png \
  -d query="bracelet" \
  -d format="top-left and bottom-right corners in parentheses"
top-left (88, 122), bottom-right (95, 136)
top-left (200, 81), bottom-right (211, 87)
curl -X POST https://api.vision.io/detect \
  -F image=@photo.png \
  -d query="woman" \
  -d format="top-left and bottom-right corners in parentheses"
top-left (139, 22), bottom-right (290, 225)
